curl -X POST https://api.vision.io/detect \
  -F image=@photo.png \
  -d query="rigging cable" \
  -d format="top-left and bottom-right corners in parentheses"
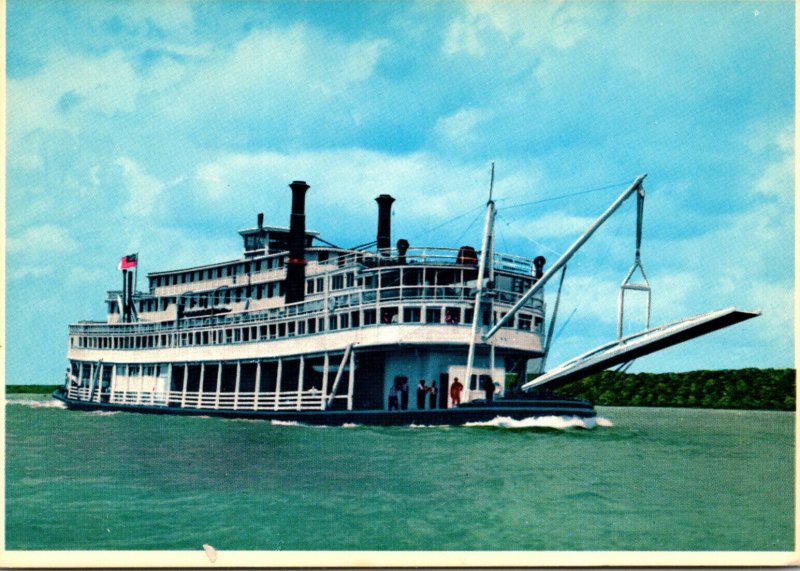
top-left (501, 179), bottom-right (632, 211)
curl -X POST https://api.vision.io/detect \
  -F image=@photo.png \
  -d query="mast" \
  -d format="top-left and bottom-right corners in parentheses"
top-left (485, 173), bottom-right (647, 340)
top-left (465, 163), bottom-right (496, 397)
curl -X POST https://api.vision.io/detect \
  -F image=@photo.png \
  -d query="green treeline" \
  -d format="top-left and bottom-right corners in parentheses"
top-left (546, 368), bottom-right (796, 411)
top-left (6, 385), bottom-right (60, 394)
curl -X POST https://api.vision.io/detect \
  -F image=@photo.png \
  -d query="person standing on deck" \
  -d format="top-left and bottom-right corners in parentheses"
top-left (428, 381), bottom-right (437, 409)
top-left (450, 377), bottom-right (463, 407)
top-left (482, 376), bottom-right (496, 402)
top-left (400, 379), bottom-right (409, 410)
top-left (416, 380), bottom-right (427, 409)
top-left (388, 380), bottom-right (400, 411)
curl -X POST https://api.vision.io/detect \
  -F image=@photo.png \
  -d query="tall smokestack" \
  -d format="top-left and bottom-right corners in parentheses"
top-left (285, 180), bottom-right (310, 304)
top-left (375, 194), bottom-right (395, 252)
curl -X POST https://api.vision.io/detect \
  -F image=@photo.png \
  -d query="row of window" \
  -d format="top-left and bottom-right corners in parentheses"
top-left (150, 257), bottom-right (286, 289)
top-left (75, 308), bottom-right (541, 351)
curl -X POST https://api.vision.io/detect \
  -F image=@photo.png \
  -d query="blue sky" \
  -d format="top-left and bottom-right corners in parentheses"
top-left (6, 1), bottom-right (794, 384)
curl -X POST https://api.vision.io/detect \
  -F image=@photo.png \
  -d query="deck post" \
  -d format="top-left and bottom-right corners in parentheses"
top-left (347, 349), bottom-right (355, 411)
top-left (136, 364), bottom-right (144, 405)
top-left (274, 359), bottom-right (283, 410)
top-left (110, 363), bottom-right (117, 403)
top-left (199, 362), bottom-right (206, 408)
top-left (320, 353), bottom-right (329, 410)
top-left (253, 361), bottom-right (262, 411)
top-left (166, 363), bottom-right (172, 406)
top-left (233, 361), bottom-right (241, 410)
top-left (180, 364), bottom-right (188, 408)
top-left (297, 356), bottom-right (305, 411)
top-left (121, 365), bottom-right (128, 404)
top-left (214, 362), bottom-right (222, 409)
top-left (88, 362), bottom-right (95, 402)
top-left (97, 364), bottom-right (105, 403)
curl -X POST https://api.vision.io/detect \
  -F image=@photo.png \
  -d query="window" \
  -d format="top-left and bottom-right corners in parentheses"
top-left (340, 313), bottom-right (349, 329)
top-left (518, 314), bottom-right (532, 331)
top-left (346, 273), bottom-right (355, 288)
top-left (363, 309), bottom-right (377, 325)
top-left (351, 310), bottom-right (360, 328)
top-left (297, 321), bottom-right (305, 335)
top-left (332, 275), bottom-right (344, 290)
top-left (403, 307), bottom-right (421, 323)
top-left (445, 307), bottom-right (461, 324)
top-left (318, 251), bottom-right (329, 263)
top-left (329, 315), bottom-right (338, 330)
top-left (470, 374), bottom-right (493, 391)
top-left (278, 323), bottom-right (286, 337)
top-left (308, 319), bottom-right (316, 334)
top-left (307, 280), bottom-right (315, 294)
top-left (426, 307), bottom-right (441, 323)
top-left (288, 322), bottom-right (296, 336)
top-left (116, 365), bottom-right (127, 376)
top-left (381, 308), bottom-right (398, 324)
top-left (316, 278), bottom-right (324, 292)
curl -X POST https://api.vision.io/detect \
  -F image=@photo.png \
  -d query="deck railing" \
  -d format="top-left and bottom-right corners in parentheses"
top-left (69, 387), bottom-right (345, 412)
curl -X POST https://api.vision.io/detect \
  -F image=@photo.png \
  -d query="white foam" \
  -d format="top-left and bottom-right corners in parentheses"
top-left (88, 410), bottom-right (120, 416)
top-left (270, 420), bottom-right (302, 427)
top-left (5, 398), bottom-right (66, 409)
top-left (463, 414), bottom-right (611, 429)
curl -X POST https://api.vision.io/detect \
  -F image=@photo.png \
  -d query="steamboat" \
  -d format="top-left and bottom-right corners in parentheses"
top-left (54, 172), bottom-right (758, 425)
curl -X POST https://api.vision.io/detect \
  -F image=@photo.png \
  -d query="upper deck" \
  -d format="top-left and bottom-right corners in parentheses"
top-left (68, 245), bottom-right (546, 358)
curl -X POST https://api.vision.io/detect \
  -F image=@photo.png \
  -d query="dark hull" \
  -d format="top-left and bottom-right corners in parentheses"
top-left (52, 389), bottom-right (596, 426)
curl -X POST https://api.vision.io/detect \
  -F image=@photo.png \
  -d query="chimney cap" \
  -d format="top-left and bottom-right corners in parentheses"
top-left (375, 194), bottom-right (395, 204)
top-left (290, 180), bottom-right (310, 189)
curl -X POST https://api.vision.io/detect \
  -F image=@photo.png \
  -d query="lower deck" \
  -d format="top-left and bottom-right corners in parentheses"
top-left (53, 388), bottom-right (596, 426)
top-left (64, 345), bottom-right (534, 414)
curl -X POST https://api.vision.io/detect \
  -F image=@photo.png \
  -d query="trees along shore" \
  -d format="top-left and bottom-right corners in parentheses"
top-left (516, 368), bottom-right (795, 411)
top-left (7, 369), bottom-right (798, 410)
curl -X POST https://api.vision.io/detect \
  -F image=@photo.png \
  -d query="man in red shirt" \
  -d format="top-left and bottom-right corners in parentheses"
top-left (450, 377), bottom-right (464, 407)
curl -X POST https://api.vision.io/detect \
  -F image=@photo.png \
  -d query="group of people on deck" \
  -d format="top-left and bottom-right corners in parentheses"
top-left (388, 376), bottom-right (481, 410)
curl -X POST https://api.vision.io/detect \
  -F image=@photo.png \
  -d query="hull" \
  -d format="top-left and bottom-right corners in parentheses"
top-left (52, 389), bottom-right (596, 427)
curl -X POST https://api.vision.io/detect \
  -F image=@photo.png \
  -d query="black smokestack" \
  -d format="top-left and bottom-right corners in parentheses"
top-left (285, 180), bottom-right (310, 304)
top-left (121, 269), bottom-right (128, 322)
top-left (126, 270), bottom-right (134, 322)
top-left (375, 194), bottom-right (395, 252)
top-left (257, 212), bottom-right (264, 229)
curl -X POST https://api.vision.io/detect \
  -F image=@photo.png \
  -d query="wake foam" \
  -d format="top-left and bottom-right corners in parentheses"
top-left (463, 415), bottom-right (613, 429)
top-left (5, 398), bottom-right (66, 409)
top-left (270, 420), bottom-right (302, 427)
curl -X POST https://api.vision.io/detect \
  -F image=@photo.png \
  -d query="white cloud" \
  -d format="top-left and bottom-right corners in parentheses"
top-left (115, 157), bottom-right (167, 217)
top-left (7, 224), bottom-right (78, 255)
top-left (165, 25), bottom-right (389, 128)
top-left (444, 1), bottom-right (598, 56)
top-left (433, 108), bottom-right (491, 148)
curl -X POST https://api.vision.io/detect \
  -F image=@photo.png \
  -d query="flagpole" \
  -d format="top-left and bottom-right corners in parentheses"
top-left (134, 252), bottom-right (139, 297)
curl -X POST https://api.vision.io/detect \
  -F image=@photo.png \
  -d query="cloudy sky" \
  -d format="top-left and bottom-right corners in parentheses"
top-left (6, 1), bottom-right (794, 384)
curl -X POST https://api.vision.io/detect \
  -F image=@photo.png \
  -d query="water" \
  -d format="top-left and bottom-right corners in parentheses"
top-left (5, 395), bottom-right (794, 551)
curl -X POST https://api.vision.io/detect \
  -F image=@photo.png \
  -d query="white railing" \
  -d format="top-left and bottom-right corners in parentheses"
top-left (90, 388), bottom-right (335, 412)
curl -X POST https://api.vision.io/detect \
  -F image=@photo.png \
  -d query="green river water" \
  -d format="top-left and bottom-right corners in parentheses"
top-left (5, 395), bottom-right (794, 551)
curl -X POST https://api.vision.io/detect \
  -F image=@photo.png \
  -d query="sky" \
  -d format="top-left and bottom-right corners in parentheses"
top-left (5, 0), bottom-right (795, 384)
